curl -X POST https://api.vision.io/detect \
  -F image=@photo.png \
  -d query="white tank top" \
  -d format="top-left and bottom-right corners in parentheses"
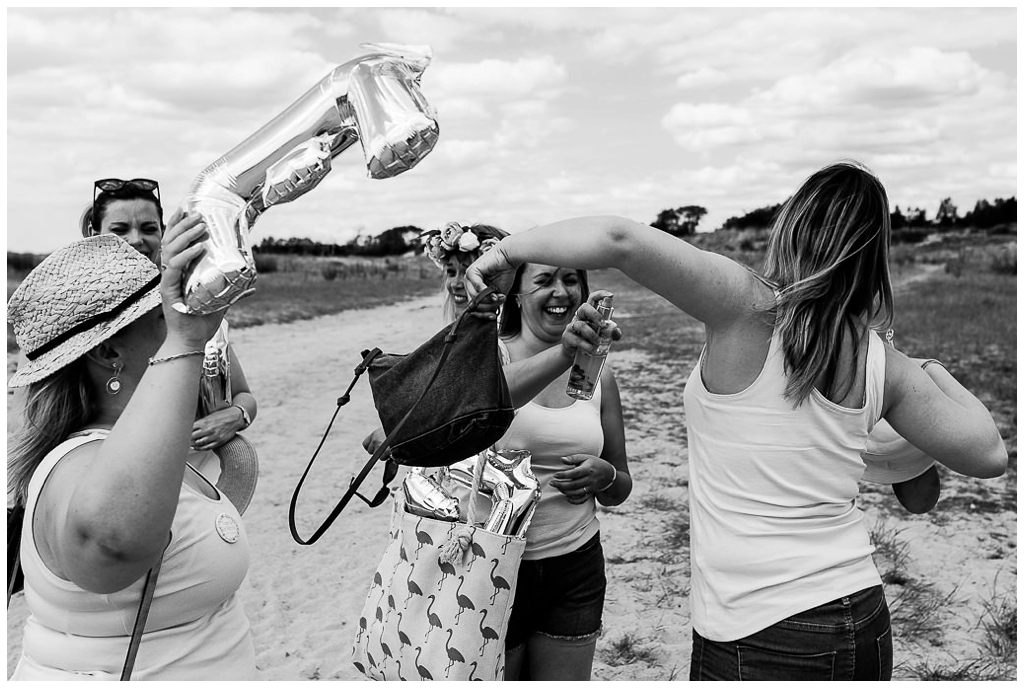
top-left (12, 430), bottom-right (256, 680)
top-left (496, 340), bottom-right (604, 559)
top-left (682, 328), bottom-right (886, 641)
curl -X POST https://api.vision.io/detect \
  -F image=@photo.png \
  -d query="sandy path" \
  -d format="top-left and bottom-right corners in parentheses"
top-left (228, 295), bottom-right (447, 680)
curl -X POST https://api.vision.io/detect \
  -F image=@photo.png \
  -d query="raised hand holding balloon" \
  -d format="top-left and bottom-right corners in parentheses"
top-left (179, 43), bottom-right (439, 314)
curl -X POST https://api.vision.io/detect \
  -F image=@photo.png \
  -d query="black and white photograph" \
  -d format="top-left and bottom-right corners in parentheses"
top-left (6, 6), bottom-right (1016, 681)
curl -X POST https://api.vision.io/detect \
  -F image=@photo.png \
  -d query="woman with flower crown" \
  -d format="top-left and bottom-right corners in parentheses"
top-left (363, 221), bottom-right (618, 456)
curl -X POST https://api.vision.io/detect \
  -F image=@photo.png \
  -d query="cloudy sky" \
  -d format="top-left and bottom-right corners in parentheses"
top-left (6, 6), bottom-right (1017, 254)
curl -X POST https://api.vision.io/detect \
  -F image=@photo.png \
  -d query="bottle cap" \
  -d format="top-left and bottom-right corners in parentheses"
top-left (596, 294), bottom-right (614, 319)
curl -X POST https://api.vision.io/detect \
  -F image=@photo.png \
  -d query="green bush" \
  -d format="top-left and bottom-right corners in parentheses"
top-left (253, 252), bottom-right (279, 274)
top-left (990, 247), bottom-right (1016, 275)
top-left (320, 263), bottom-right (340, 281)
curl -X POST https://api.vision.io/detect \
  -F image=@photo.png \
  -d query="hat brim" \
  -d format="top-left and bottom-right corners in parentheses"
top-left (8, 287), bottom-right (162, 388)
top-left (215, 433), bottom-right (260, 515)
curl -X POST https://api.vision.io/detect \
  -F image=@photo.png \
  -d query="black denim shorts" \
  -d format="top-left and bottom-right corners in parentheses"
top-left (505, 532), bottom-right (607, 649)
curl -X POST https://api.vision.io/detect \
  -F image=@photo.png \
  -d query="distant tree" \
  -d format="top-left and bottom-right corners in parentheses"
top-left (935, 197), bottom-right (958, 228)
top-left (652, 205), bottom-right (708, 236)
top-left (720, 202), bottom-right (784, 231)
top-left (961, 197), bottom-right (1016, 229)
top-left (890, 206), bottom-right (907, 230)
top-left (905, 207), bottom-right (930, 228)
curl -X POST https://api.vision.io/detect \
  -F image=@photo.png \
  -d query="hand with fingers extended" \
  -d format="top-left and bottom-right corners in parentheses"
top-left (160, 208), bottom-right (224, 346)
top-left (550, 454), bottom-right (618, 505)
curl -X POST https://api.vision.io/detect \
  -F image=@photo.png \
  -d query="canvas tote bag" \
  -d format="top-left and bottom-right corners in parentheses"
top-left (352, 457), bottom-right (525, 681)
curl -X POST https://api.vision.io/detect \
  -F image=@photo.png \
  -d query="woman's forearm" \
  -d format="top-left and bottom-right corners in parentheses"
top-left (503, 346), bottom-right (573, 408)
top-left (500, 216), bottom-right (639, 271)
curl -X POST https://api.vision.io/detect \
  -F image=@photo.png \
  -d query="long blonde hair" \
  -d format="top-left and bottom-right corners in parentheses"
top-left (761, 161), bottom-right (894, 405)
top-left (8, 359), bottom-right (95, 505)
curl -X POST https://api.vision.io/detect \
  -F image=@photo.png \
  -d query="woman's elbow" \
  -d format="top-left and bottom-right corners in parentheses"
top-left (955, 434), bottom-right (1009, 479)
top-left (978, 438), bottom-right (1009, 478)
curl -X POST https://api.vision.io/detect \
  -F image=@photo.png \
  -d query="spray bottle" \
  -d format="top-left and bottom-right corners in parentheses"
top-left (566, 295), bottom-right (614, 401)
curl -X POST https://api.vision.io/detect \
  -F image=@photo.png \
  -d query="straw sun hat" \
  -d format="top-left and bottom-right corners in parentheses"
top-left (7, 235), bottom-right (162, 388)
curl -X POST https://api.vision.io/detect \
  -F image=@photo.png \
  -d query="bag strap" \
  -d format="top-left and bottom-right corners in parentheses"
top-left (7, 541), bottom-right (21, 608)
top-left (121, 557), bottom-right (162, 681)
top-left (288, 287), bottom-right (498, 546)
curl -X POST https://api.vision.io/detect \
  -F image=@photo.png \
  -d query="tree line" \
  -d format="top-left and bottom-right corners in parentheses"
top-left (7, 196), bottom-right (1016, 270)
top-left (654, 196), bottom-right (1016, 237)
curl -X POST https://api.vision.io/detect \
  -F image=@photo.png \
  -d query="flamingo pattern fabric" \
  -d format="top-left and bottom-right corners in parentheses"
top-left (353, 494), bottom-right (526, 681)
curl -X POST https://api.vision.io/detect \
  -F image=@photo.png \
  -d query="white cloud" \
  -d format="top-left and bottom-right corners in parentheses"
top-left (675, 68), bottom-right (729, 90)
top-left (661, 103), bottom-right (765, 151)
top-left (430, 56), bottom-right (568, 98)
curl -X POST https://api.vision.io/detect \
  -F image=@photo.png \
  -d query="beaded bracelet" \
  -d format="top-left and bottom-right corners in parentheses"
top-left (148, 350), bottom-right (204, 366)
top-left (598, 466), bottom-right (618, 493)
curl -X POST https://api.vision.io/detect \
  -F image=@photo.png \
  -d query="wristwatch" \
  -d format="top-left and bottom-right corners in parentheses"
top-left (233, 404), bottom-right (252, 430)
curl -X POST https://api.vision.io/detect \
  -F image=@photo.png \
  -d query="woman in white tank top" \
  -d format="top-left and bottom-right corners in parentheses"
top-left (495, 263), bottom-right (632, 681)
top-left (8, 220), bottom-right (257, 678)
top-left (464, 161), bottom-right (1006, 680)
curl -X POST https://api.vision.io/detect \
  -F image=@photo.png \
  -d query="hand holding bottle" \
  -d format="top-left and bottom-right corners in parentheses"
top-left (566, 293), bottom-right (617, 400)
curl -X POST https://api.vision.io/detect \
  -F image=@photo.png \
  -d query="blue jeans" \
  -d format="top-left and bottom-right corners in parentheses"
top-left (690, 585), bottom-right (893, 681)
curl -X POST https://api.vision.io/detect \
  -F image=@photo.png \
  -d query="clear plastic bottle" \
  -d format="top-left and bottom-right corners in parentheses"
top-left (566, 295), bottom-right (614, 401)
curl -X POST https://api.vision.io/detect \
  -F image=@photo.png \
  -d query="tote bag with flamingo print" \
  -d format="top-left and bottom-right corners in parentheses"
top-left (352, 477), bottom-right (525, 681)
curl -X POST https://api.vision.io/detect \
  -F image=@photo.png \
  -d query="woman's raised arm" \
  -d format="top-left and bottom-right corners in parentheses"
top-left (466, 216), bottom-right (758, 329)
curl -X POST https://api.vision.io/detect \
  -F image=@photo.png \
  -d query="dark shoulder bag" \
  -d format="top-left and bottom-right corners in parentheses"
top-left (289, 287), bottom-right (514, 545)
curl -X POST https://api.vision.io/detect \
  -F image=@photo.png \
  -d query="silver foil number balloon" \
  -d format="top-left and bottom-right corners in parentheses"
top-left (180, 43), bottom-right (440, 313)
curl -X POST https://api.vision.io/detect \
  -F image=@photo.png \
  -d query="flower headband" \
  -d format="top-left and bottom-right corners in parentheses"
top-left (421, 222), bottom-right (501, 269)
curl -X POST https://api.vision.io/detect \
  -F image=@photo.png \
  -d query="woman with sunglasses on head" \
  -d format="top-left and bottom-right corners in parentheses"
top-left (82, 178), bottom-right (258, 490)
top-left (466, 161), bottom-right (1006, 680)
top-left (8, 222), bottom-right (256, 679)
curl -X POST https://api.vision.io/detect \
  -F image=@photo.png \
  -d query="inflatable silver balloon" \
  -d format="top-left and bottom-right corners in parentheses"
top-left (198, 323), bottom-right (231, 415)
top-left (403, 469), bottom-right (460, 521)
top-left (441, 450), bottom-right (540, 535)
top-left (179, 42), bottom-right (440, 313)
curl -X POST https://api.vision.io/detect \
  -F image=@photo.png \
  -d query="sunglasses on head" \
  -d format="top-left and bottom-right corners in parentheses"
top-left (93, 178), bottom-right (161, 203)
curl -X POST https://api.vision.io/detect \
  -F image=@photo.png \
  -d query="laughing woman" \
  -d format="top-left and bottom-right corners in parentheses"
top-left (495, 263), bottom-right (632, 681)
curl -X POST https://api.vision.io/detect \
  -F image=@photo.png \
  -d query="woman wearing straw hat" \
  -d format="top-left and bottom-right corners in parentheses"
top-left (81, 177), bottom-right (259, 510)
top-left (7, 215), bottom-right (256, 679)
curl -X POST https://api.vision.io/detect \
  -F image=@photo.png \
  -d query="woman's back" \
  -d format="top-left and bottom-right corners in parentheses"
top-left (683, 324), bottom-right (886, 641)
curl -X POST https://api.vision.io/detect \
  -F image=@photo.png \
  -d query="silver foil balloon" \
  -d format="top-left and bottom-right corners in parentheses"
top-left (403, 469), bottom-right (460, 521)
top-left (179, 42), bottom-right (440, 313)
top-left (443, 450), bottom-right (540, 535)
top-left (198, 323), bottom-right (231, 416)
